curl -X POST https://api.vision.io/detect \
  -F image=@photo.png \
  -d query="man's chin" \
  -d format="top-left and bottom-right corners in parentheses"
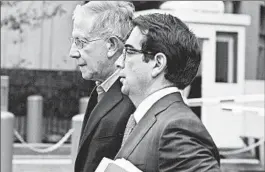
top-left (81, 72), bottom-right (93, 80)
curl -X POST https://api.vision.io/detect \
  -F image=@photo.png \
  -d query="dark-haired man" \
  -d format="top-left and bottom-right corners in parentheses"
top-left (115, 13), bottom-right (221, 171)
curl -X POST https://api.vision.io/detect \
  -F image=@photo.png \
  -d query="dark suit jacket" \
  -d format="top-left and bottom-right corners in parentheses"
top-left (115, 92), bottom-right (221, 172)
top-left (75, 80), bottom-right (135, 172)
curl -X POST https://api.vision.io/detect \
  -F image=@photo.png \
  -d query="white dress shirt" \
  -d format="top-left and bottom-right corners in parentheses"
top-left (133, 87), bottom-right (184, 123)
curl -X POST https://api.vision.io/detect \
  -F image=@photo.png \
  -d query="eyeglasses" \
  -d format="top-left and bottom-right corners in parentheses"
top-left (70, 37), bottom-right (102, 49)
top-left (70, 35), bottom-right (126, 50)
top-left (123, 45), bottom-right (154, 59)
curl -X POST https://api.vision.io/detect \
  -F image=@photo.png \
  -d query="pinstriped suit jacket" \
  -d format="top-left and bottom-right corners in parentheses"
top-left (115, 92), bottom-right (221, 172)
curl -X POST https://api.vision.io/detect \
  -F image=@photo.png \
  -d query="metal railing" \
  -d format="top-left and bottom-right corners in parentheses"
top-left (187, 94), bottom-right (264, 107)
top-left (186, 95), bottom-right (264, 168)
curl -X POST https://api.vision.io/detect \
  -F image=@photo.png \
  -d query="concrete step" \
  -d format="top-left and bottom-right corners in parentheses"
top-left (221, 159), bottom-right (264, 172)
top-left (13, 163), bottom-right (72, 172)
top-left (13, 143), bottom-right (71, 156)
top-left (13, 155), bottom-right (71, 160)
top-left (13, 155), bottom-right (73, 172)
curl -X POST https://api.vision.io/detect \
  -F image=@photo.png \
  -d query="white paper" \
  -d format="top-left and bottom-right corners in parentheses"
top-left (95, 157), bottom-right (142, 172)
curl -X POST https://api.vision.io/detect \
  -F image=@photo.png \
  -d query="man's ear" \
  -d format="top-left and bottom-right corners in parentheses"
top-left (151, 53), bottom-right (167, 77)
top-left (106, 36), bottom-right (121, 58)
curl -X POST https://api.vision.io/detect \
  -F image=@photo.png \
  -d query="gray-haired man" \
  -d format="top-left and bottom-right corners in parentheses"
top-left (69, 2), bottom-right (135, 172)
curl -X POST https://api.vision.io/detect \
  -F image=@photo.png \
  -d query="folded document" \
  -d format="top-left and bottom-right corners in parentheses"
top-left (95, 157), bottom-right (142, 172)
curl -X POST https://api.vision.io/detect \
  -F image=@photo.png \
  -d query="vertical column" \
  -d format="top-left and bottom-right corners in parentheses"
top-left (71, 114), bottom-right (84, 167)
top-left (1, 111), bottom-right (14, 172)
top-left (79, 97), bottom-right (90, 114)
top-left (27, 95), bottom-right (43, 143)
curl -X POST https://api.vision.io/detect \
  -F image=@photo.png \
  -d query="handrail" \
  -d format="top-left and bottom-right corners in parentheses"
top-left (221, 104), bottom-right (264, 116)
top-left (187, 94), bottom-right (264, 107)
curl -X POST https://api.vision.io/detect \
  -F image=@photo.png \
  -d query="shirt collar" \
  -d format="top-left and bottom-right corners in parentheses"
top-left (133, 87), bottom-right (183, 123)
top-left (96, 69), bottom-right (121, 92)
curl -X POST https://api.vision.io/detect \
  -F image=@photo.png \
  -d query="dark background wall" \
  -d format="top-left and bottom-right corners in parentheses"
top-left (1, 69), bottom-right (94, 119)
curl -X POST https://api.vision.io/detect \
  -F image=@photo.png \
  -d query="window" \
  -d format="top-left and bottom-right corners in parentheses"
top-left (196, 38), bottom-right (203, 76)
top-left (259, 5), bottom-right (265, 35)
top-left (215, 32), bottom-right (238, 83)
top-left (232, 1), bottom-right (241, 14)
top-left (223, 1), bottom-right (241, 14)
top-left (257, 45), bottom-right (265, 80)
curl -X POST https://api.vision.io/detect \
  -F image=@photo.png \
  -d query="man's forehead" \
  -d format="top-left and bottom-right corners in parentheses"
top-left (72, 16), bottom-right (95, 38)
top-left (126, 26), bottom-right (145, 49)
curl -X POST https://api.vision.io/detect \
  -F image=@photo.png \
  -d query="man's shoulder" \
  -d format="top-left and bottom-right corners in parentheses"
top-left (157, 101), bottom-right (205, 132)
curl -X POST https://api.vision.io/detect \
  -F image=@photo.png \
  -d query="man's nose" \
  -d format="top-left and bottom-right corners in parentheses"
top-left (69, 44), bottom-right (81, 59)
top-left (115, 54), bottom-right (125, 69)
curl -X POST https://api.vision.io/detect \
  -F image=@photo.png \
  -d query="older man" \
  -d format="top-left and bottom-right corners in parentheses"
top-left (115, 13), bottom-right (221, 171)
top-left (69, 2), bottom-right (135, 172)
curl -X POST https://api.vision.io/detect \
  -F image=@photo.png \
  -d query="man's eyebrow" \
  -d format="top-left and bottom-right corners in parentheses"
top-left (73, 37), bottom-right (88, 43)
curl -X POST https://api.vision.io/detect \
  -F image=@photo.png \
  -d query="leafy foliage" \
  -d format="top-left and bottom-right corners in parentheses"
top-left (1, 1), bottom-right (66, 33)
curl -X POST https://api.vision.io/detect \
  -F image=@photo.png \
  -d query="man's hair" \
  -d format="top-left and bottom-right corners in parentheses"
top-left (72, 1), bottom-right (135, 39)
top-left (132, 13), bottom-right (201, 89)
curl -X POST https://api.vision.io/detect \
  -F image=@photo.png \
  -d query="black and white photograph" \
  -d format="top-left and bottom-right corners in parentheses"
top-left (1, 1), bottom-right (264, 172)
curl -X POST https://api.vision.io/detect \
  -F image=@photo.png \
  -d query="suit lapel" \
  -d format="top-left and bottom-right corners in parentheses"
top-left (78, 80), bottom-right (123, 151)
top-left (115, 112), bottom-right (156, 159)
top-left (79, 86), bottom-right (98, 137)
top-left (115, 92), bottom-right (183, 159)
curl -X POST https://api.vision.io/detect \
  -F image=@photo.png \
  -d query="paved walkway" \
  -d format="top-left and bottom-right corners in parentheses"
top-left (13, 155), bottom-right (73, 172)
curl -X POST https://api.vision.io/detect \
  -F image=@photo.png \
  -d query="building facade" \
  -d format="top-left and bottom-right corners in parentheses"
top-left (224, 1), bottom-right (265, 80)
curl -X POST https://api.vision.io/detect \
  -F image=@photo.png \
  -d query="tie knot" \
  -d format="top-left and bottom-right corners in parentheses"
top-left (95, 81), bottom-right (105, 102)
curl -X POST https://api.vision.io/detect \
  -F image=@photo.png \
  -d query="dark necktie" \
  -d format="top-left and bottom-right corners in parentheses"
top-left (121, 114), bottom-right (136, 147)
